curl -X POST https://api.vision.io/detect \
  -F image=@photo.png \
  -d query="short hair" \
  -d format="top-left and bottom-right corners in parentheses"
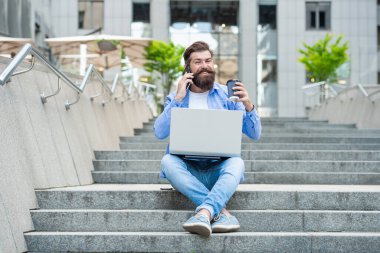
top-left (183, 41), bottom-right (214, 64)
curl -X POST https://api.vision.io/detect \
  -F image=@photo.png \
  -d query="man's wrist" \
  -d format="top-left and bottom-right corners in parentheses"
top-left (243, 101), bottom-right (254, 112)
top-left (174, 95), bottom-right (184, 102)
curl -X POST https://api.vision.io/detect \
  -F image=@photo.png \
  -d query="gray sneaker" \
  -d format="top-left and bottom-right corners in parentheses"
top-left (211, 213), bottom-right (240, 233)
top-left (183, 214), bottom-right (212, 237)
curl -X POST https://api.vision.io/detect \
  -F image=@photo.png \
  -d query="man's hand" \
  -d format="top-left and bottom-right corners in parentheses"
top-left (175, 72), bottom-right (194, 102)
top-left (233, 82), bottom-right (255, 112)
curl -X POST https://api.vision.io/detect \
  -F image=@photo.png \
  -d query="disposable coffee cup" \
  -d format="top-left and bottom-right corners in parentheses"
top-left (227, 79), bottom-right (240, 102)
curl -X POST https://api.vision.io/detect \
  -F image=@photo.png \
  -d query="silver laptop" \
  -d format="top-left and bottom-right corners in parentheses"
top-left (169, 108), bottom-right (243, 158)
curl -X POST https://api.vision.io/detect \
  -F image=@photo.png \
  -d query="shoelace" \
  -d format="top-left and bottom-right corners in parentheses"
top-left (213, 213), bottom-right (221, 222)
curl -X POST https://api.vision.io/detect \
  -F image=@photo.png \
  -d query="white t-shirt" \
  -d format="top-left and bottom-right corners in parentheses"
top-left (188, 90), bottom-right (209, 109)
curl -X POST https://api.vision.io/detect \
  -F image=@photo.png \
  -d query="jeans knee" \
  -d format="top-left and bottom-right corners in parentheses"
top-left (161, 154), bottom-right (173, 174)
top-left (160, 154), bottom-right (184, 178)
top-left (224, 157), bottom-right (245, 182)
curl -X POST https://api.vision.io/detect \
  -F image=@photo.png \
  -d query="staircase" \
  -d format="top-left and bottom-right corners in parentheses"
top-left (25, 118), bottom-right (380, 252)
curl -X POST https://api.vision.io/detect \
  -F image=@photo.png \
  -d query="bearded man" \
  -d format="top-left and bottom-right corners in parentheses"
top-left (154, 41), bottom-right (262, 237)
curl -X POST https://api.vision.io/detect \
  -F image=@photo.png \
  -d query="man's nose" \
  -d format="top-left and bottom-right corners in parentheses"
top-left (200, 61), bottom-right (208, 68)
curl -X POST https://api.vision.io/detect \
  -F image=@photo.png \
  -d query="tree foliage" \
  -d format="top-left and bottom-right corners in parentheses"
top-left (298, 34), bottom-right (349, 83)
top-left (143, 40), bottom-right (185, 98)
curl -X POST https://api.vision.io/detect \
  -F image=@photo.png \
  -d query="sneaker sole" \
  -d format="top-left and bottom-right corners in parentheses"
top-left (212, 225), bottom-right (240, 233)
top-left (183, 223), bottom-right (212, 237)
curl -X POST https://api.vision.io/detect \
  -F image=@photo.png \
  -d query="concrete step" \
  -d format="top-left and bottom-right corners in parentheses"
top-left (119, 142), bottom-right (380, 150)
top-left (140, 118), bottom-right (349, 125)
top-left (35, 184), bottom-right (380, 210)
top-left (134, 127), bottom-right (378, 135)
top-left (93, 160), bottom-right (380, 173)
top-left (139, 122), bottom-right (356, 128)
top-left (120, 136), bottom-right (380, 143)
top-left (92, 171), bottom-right (380, 185)
top-left (24, 231), bottom-right (380, 253)
top-left (91, 171), bottom-right (380, 185)
top-left (31, 209), bottom-right (380, 232)
top-left (134, 127), bottom-right (373, 135)
top-left (133, 132), bottom-right (380, 138)
top-left (94, 150), bottom-right (380, 161)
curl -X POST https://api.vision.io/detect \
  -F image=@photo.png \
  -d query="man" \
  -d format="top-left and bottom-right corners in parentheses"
top-left (154, 41), bottom-right (261, 237)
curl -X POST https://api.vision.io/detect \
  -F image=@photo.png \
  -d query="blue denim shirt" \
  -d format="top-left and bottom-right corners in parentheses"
top-left (154, 82), bottom-right (262, 178)
top-left (154, 82), bottom-right (262, 141)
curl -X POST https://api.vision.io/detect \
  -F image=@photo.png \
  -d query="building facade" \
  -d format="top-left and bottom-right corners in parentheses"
top-left (1, 0), bottom-right (378, 117)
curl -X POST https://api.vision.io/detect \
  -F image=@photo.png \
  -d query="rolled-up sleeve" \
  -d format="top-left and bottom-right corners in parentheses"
top-left (242, 108), bottom-right (262, 140)
top-left (154, 94), bottom-right (183, 139)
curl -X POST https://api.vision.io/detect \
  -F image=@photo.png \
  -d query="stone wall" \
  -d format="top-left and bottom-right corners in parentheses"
top-left (0, 57), bottom-right (152, 252)
top-left (309, 85), bottom-right (380, 129)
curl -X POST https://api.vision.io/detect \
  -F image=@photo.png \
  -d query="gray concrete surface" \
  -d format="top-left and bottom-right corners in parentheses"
top-left (24, 231), bottom-right (380, 253)
top-left (93, 160), bottom-right (380, 173)
top-left (30, 209), bottom-right (380, 232)
top-left (119, 135), bottom-right (380, 143)
top-left (91, 171), bottom-right (380, 185)
top-left (94, 150), bottom-right (380, 161)
top-left (34, 184), bottom-right (380, 210)
top-left (309, 86), bottom-right (380, 129)
top-left (0, 57), bottom-right (153, 253)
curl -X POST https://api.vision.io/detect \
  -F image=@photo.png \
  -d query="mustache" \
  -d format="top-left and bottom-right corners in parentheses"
top-left (194, 67), bottom-right (215, 75)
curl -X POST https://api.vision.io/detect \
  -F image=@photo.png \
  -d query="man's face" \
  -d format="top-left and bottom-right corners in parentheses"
top-left (188, 50), bottom-right (215, 91)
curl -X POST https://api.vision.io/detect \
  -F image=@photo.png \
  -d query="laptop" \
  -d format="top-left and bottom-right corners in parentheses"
top-left (169, 108), bottom-right (243, 159)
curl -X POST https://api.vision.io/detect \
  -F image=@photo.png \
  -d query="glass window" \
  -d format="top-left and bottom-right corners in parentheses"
top-left (169, 1), bottom-right (239, 83)
top-left (132, 2), bottom-right (151, 37)
top-left (259, 5), bottom-right (276, 30)
top-left (78, 0), bottom-right (104, 30)
top-left (306, 2), bottom-right (331, 30)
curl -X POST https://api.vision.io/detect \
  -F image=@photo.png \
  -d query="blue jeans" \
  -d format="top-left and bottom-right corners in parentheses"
top-left (160, 154), bottom-right (245, 219)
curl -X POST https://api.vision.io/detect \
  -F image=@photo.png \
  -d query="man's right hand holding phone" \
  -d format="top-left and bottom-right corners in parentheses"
top-left (175, 71), bottom-right (193, 102)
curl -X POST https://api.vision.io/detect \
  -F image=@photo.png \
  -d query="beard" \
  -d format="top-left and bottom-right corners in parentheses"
top-left (192, 67), bottom-right (215, 91)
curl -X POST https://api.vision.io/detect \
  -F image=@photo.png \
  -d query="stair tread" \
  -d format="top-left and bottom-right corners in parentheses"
top-left (35, 183), bottom-right (380, 192)
top-left (30, 209), bottom-right (380, 213)
top-left (24, 231), bottom-right (380, 236)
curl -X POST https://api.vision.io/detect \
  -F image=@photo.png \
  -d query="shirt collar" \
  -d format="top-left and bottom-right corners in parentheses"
top-left (185, 82), bottom-right (221, 97)
top-left (209, 82), bottom-right (220, 95)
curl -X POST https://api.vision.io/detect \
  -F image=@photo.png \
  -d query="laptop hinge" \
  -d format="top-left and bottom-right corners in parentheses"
top-left (183, 155), bottom-right (223, 161)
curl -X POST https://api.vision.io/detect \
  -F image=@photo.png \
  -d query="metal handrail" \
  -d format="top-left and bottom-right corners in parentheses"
top-left (357, 83), bottom-right (369, 97)
top-left (301, 81), bottom-right (326, 90)
top-left (328, 85), bottom-right (338, 96)
top-left (0, 44), bottom-right (81, 93)
top-left (101, 73), bottom-right (120, 106)
top-left (369, 89), bottom-right (380, 101)
top-left (138, 81), bottom-right (156, 96)
top-left (0, 43), bottom-right (129, 110)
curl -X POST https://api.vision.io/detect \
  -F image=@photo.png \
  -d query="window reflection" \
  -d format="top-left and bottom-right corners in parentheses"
top-left (78, 0), bottom-right (104, 30)
top-left (170, 1), bottom-right (239, 84)
top-left (132, 2), bottom-right (151, 38)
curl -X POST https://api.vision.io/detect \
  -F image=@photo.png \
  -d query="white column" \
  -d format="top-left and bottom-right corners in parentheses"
top-left (104, 0), bottom-right (132, 35)
top-left (150, 0), bottom-right (170, 42)
top-left (79, 44), bottom-right (87, 76)
top-left (239, 0), bottom-right (258, 102)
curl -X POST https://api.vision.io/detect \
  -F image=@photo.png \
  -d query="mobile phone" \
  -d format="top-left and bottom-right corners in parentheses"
top-left (183, 64), bottom-right (191, 74)
top-left (183, 64), bottom-right (192, 89)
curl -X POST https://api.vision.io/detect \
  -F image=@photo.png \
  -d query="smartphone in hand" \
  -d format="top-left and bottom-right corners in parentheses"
top-left (183, 64), bottom-right (191, 74)
top-left (183, 64), bottom-right (192, 89)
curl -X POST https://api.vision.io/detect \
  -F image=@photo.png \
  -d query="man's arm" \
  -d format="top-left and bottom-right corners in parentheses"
top-left (231, 82), bottom-right (262, 140)
top-left (153, 95), bottom-right (182, 139)
top-left (154, 70), bottom-right (193, 139)
top-left (241, 107), bottom-right (262, 140)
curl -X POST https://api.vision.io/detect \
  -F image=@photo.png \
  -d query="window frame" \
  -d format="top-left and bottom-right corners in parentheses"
top-left (306, 1), bottom-right (331, 31)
